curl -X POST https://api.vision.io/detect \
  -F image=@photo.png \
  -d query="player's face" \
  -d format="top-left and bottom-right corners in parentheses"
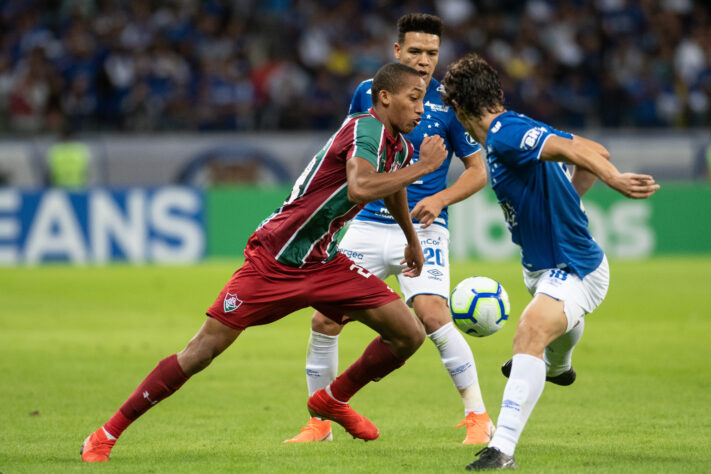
top-left (387, 74), bottom-right (426, 135)
top-left (394, 32), bottom-right (440, 87)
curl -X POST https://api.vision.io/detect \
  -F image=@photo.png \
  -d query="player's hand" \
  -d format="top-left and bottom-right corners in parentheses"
top-left (400, 242), bottom-right (424, 278)
top-left (418, 135), bottom-right (447, 173)
top-left (608, 173), bottom-right (660, 199)
top-left (410, 195), bottom-right (445, 229)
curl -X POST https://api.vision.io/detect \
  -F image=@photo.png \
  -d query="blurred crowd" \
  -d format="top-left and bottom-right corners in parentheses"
top-left (1, 0), bottom-right (710, 134)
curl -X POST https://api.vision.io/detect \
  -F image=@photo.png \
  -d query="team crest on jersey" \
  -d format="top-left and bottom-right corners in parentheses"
top-left (520, 127), bottom-right (545, 150)
top-left (223, 292), bottom-right (242, 312)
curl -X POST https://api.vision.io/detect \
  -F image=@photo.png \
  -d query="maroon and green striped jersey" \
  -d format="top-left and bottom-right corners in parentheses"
top-left (250, 108), bottom-right (414, 267)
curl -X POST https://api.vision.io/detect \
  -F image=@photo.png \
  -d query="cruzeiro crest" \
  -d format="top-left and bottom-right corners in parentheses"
top-left (223, 292), bottom-right (243, 312)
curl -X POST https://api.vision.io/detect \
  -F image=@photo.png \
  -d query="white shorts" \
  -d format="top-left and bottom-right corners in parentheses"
top-left (522, 256), bottom-right (610, 332)
top-left (339, 220), bottom-right (450, 305)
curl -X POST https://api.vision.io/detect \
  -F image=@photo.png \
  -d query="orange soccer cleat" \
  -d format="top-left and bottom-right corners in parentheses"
top-left (80, 427), bottom-right (116, 462)
top-left (307, 389), bottom-right (379, 441)
top-left (455, 412), bottom-right (495, 445)
top-left (284, 417), bottom-right (333, 443)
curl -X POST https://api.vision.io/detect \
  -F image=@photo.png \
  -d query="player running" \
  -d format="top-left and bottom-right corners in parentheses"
top-left (80, 62), bottom-right (448, 462)
top-left (285, 13), bottom-right (492, 445)
top-left (440, 53), bottom-right (660, 470)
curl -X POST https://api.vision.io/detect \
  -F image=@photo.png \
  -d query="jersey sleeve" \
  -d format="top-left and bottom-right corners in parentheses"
top-left (404, 138), bottom-right (414, 166)
top-left (348, 80), bottom-right (373, 115)
top-left (448, 114), bottom-right (481, 158)
top-left (348, 119), bottom-right (380, 168)
top-left (490, 121), bottom-right (565, 167)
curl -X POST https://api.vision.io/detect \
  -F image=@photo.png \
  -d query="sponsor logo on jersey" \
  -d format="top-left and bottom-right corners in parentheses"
top-left (374, 208), bottom-right (392, 218)
top-left (366, 88), bottom-right (372, 95)
top-left (464, 132), bottom-right (477, 145)
top-left (340, 248), bottom-right (364, 260)
top-left (491, 121), bottom-right (502, 133)
top-left (420, 237), bottom-right (442, 246)
top-left (520, 127), bottom-right (545, 150)
top-left (223, 292), bottom-right (242, 312)
top-left (425, 101), bottom-right (450, 112)
top-left (437, 84), bottom-right (445, 93)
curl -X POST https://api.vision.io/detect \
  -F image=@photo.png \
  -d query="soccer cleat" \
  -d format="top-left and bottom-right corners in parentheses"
top-left (466, 447), bottom-right (517, 470)
top-left (501, 359), bottom-right (576, 386)
top-left (455, 412), bottom-right (495, 444)
top-left (284, 417), bottom-right (333, 443)
top-left (307, 388), bottom-right (379, 441)
top-left (80, 427), bottom-right (116, 463)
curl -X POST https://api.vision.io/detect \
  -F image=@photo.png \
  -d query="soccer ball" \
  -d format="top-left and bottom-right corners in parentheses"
top-left (450, 276), bottom-right (510, 337)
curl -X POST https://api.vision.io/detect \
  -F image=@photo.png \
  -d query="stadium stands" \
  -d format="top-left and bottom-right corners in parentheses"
top-left (0, 0), bottom-right (709, 133)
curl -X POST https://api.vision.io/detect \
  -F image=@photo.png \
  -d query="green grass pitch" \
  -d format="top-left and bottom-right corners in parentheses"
top-left (1, 257), bottom-right (710, 473)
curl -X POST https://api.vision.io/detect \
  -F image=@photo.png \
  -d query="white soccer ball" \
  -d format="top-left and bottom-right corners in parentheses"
top-left (450, 276), bottom-right (510, 337)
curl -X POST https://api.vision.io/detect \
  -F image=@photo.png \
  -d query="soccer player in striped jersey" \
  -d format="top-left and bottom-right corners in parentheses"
top-left (286, 13), bottom-right (493, 445)
top-left (80, 62), bottom-right (447, 462)
top-left (441, 53), bottom-right (659, 470)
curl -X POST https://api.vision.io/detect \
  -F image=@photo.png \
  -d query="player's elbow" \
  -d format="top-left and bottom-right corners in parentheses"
top-left (599, 145), bottom-right (611, 161)
top-left (573, 135), bottom-right (610, 160)
top-left (347, 185), bottom-right (371, 204)
top-left (474, 172), bottom-right (488, 193)
top-left (568, 141), bottom-right (595, 165)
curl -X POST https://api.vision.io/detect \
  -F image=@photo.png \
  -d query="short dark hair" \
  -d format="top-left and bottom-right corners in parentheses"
top-left (442, 53), bottom-right (504, 119)
top-left (397, 13), bottom-right (442, 44)
top-left (371, 62), bottom-right (420, 105)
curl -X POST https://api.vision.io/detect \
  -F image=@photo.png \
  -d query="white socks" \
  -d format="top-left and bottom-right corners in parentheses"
top-left (428, 322), bottom-right (486, 414)
top-left (305, 324), bottom-right (487, 415)
top-left (305, 331), bottom-right (339, 396)
top-left (545, 319), bottom-right (584, 377)
top-left (489, 353), bottom-right (546, 456)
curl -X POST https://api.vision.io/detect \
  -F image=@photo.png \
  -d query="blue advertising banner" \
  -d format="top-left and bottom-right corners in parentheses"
top-left (0, 188), bottom-right (205, 264)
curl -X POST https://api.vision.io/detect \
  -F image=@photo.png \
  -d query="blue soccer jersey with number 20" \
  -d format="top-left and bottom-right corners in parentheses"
top-left (485, 111), bottom-right (604, 278)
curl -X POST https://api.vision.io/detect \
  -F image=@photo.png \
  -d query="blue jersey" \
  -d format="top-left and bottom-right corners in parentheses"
top-left (486, 111), bottom-right (604, 278)
top-left (349, 77), bottom-right (480, 228)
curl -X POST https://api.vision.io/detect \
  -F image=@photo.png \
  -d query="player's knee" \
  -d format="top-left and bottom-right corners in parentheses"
top-left (311, 311), bottom-right (343, 336)
top-left (412, 295), bottom-right (450, 334)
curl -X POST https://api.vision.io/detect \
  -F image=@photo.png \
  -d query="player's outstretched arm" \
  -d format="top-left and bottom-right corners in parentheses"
top-left (410, 150), bottom-right (487, 228)
top-left (568, 135), bottom-right (610, 197)
top-left (346, 135), bottom-right (447, 204)
top-left (384, 189), bottom-right (424, 278)
top-left (541, 135), bottom-right (660, 199)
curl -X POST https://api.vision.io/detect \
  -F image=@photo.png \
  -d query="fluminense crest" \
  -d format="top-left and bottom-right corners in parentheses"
top-left (223, 292), bottom-right (242, 312)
